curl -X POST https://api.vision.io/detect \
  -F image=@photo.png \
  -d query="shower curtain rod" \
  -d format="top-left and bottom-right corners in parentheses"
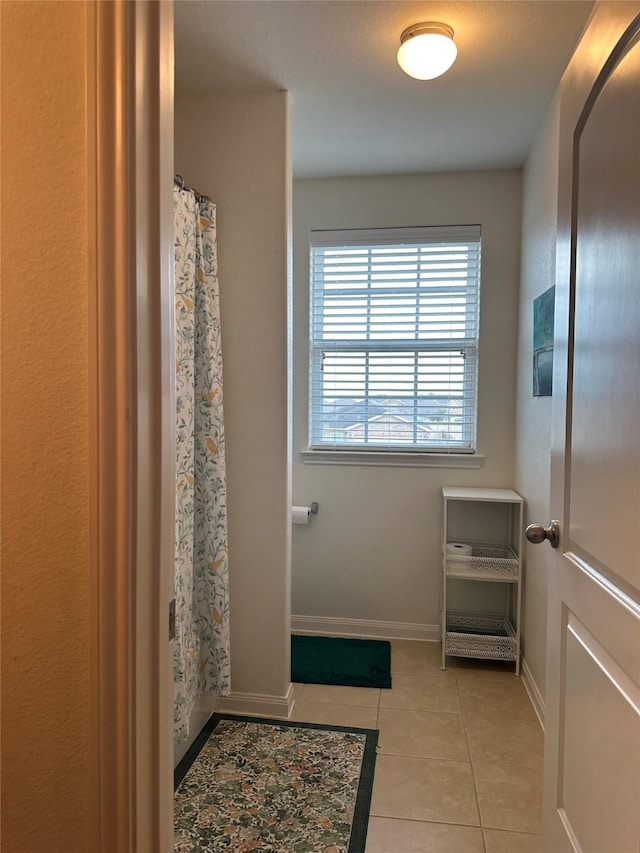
top-left (174, 174), bottom-right (212, 205)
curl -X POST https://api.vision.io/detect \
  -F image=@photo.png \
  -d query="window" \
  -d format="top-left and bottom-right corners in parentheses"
top-left (309, 226), bottom-right (481, 453)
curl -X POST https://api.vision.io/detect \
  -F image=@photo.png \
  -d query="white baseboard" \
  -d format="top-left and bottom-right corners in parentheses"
top-left (521, 656), bottom-right (545, 730)
top-left (174, 685), bottom-right (295, 767)
top-left (174, 690), bottom-right (218, 768)
top-left (215, 683), bottom-right (295, 719)
top-left (291, 615), bottom-right (440, 642)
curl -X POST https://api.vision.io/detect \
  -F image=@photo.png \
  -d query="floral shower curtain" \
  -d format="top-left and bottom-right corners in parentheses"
top-left (173, 184), bottom-right (230, 743)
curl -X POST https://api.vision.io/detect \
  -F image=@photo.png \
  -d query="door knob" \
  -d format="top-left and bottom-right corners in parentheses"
top-left (525, 520), bottom-right (560, 549)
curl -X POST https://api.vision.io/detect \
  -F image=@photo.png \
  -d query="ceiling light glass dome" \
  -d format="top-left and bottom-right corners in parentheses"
top-left (397, 22), bottom-right (458, 80)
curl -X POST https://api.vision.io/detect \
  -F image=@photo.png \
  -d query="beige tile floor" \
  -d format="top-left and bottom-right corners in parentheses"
top-left (291, 640), bottom-right (544, 853)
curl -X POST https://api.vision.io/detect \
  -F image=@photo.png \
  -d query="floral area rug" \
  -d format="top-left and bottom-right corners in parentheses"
top-left (174, 714), bottom-right (378, 852)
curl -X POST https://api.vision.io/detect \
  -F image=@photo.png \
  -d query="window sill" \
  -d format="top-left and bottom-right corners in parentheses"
top-left (300, 450), bottom-right (485, 469)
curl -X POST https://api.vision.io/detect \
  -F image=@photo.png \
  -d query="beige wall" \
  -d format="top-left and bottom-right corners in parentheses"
top-left (175, 93), bottom-right (292, 698)
top-left (292, 172), bottom-right (522, 629)
top-left (1, 2), bottom-right (93, 849)
top-left (514, 95), bottom-right (561, 703)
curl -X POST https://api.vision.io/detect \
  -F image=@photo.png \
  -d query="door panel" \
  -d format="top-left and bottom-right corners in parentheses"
top-left (545, 6), bottom-right (640, 852)
top-left (560, 595), bottom-right (640, 852)
top-left (569, 29), bottom-right (640, 593)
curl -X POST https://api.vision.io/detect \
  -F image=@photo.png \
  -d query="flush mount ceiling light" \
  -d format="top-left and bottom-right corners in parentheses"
top-left (397, 22), bottom-right (458, 80)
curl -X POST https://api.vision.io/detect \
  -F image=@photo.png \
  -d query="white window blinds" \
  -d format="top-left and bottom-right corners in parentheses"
top-left (309, 226), bottom-right (481, 453)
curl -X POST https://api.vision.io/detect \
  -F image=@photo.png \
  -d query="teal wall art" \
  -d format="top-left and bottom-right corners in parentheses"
top-left (533, 285), bottom-right (555, 396)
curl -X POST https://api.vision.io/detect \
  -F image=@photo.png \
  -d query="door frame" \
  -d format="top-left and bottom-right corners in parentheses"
top-left (89, 1), bottom-right (175, 850)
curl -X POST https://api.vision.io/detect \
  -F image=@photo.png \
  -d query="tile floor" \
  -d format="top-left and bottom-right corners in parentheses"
top-left (290, 640), bottom-right (544, 853)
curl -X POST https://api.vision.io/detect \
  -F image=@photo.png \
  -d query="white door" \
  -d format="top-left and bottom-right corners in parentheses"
top-left (536, 5), bottom-right (640, 852)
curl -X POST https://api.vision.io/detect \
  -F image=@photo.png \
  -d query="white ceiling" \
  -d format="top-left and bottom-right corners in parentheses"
top-left (175, 0), bottom-right (594, 178)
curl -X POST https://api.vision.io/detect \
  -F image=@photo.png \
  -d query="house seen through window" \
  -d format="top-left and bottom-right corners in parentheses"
top-left (309, 226), bottom-right (481, 453)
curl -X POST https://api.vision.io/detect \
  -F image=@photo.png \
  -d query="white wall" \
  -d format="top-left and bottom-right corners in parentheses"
top-left (292, 171), bottom-right (522, 632)
top-left (514, 98), bottom-right (561, 706)
top-left (175, 93), bottom-right (292, 702)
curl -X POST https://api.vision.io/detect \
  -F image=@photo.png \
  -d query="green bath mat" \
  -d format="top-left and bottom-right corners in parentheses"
top-left (291, 635), bottom-right (391, 689)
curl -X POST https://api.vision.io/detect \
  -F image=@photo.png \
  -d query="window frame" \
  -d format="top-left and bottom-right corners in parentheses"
top-left (308, 225), bottom-right (482, 456)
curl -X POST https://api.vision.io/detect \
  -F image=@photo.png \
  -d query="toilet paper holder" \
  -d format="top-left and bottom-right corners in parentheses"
top-left (291, 502), bottom-right (320, 525)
